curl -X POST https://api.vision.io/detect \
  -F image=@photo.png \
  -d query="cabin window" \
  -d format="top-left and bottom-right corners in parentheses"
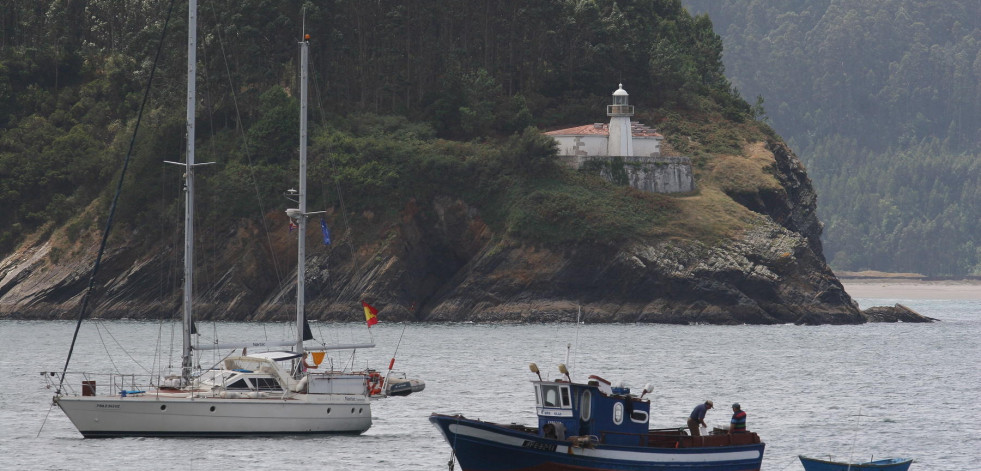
top-left (540, 384), bottom-right (572, 409)
top-left (541, 385), bottom-right (561, 407)
top-left (253, 377), bottom-right (282, 391)
top-left (534, 385), bottom-right (541, 405)
top-left (630, 410), bottom-right (648, 423)
top-left (560, 387), bottom-right (571, 407)
top-left (580, 391), bottom-right (592, 421)
top-left (226, 378), bottom-right (251, 390)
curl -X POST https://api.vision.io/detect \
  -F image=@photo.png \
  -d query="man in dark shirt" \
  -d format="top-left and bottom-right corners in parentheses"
top-left (687, 400), bottom-right (713, 437)
top-left (730, 403), bottom-right (747, 434)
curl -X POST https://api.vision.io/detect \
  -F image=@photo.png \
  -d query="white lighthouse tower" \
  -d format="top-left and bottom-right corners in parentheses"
top-left (607, 83), bottom-right (634, 156)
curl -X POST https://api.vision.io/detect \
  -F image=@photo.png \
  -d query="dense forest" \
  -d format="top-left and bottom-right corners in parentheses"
top-left (1, 0), bottom-right (763, 265)
top-left (684, 0), bottom-right (981, 276)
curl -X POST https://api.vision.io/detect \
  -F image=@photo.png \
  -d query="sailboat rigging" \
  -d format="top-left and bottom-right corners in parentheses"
top-left (48, 2), bottom-right (372, 437)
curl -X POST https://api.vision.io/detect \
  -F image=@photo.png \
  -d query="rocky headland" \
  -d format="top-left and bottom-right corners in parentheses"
top-left (0, 140), bottom-right (930, 325)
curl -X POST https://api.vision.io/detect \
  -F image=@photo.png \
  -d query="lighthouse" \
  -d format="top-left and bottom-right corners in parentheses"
top-left (541, 83), bottom-right (692, 193)
top-left (607, 83), bottom-right (634, 156)
top-left (544, 83), bottom-right (662, 160)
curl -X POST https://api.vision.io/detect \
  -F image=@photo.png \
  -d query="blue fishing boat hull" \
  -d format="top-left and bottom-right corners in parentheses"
top-left (799, 455), bottom-right (913, 471)
top-left (431, 414), bottom-right (765, 471)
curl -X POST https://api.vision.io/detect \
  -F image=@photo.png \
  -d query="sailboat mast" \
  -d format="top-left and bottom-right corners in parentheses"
top-left (295, 37), bottom-right (309, 356)
top-left (181, 0), bottom-right (197, 384)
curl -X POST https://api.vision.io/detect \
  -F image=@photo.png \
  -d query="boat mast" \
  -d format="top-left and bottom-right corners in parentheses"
top-left (166, 0), bottom-right (211, 383)
top-left (181, 0), bottom-right (198, 384)
top-left (295, 36), bottom-right (309, 356)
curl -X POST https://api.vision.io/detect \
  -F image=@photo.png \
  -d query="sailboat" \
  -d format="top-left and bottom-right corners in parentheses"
top-left (51, 2), bottom-right (372, 438)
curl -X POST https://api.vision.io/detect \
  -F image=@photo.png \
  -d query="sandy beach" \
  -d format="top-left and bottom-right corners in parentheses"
top-left (841, 278), bottom-right (981, 300)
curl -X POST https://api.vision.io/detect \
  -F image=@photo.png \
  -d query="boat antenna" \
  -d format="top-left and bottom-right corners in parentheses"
top-left (571, 304), bottom-right (583, 376)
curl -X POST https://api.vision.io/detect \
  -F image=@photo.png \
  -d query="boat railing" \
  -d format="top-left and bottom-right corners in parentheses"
top-left (42, 371), bottom-right (169, 397)
top-left (595, 428), bottom-right (761, 449)
top-left (675, 431), bottom-right (762, 448)
top-left (599, 430), bottom-right (651, 446)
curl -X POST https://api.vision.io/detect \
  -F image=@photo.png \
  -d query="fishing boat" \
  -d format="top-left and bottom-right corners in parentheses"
top-left (799, 456), bottom-right (913, 471)
top-left (430, 363), bottom-right (765, 471)
top-left (48, 4), bottom-right (372, 437)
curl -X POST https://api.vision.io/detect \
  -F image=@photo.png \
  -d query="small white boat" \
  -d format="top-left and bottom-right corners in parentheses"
top-left (383, 371), bottom-right (426, 396)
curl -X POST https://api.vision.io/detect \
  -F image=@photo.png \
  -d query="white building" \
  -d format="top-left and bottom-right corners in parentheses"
top-left (545, 84), bottom-right (663, 159)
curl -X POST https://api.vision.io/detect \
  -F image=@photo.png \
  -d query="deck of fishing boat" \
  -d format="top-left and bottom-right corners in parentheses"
top-left (499, 423), bottom-right (763, 449)
top-left (647, 427), bottom-right (763, 448)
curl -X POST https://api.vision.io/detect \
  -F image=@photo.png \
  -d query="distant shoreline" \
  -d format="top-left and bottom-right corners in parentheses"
top-left (841, 275), bottom-right (981, 300)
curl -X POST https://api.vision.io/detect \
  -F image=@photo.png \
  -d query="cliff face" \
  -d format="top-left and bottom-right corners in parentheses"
top-left (0, 140), bottom-right (892, 325)
top-left (340, 194), bottom-right (862, 325)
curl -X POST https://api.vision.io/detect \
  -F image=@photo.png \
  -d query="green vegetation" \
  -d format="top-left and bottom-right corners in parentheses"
top-left (1, 0), bottom-right (769, 257)
top-left (684, 0), bottom-right (981, 275)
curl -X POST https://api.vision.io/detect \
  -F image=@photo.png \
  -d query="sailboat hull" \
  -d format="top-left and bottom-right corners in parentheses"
top-left (54, 393), bottom-right (371, 438)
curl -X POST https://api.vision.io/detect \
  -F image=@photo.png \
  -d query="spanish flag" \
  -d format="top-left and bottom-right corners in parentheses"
top-left (362, 301), bottom-right (379, 327)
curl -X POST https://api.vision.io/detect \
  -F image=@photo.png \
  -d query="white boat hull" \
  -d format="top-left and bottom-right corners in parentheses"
top-left (54, 392), bottom-right (371, 438)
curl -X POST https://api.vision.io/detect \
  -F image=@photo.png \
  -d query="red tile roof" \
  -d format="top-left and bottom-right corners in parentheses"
top-left (544, 122), bottom-right (663, 138)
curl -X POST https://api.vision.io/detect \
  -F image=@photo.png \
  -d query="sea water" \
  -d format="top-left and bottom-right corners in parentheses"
top-left (2, 297), bottom-right (978, 470)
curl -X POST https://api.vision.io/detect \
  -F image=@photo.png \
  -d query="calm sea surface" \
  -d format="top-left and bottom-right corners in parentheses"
top-left (2, 297), bottom-right (978, 470)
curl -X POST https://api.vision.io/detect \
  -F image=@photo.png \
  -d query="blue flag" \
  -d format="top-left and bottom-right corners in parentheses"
top-left (320, 218), bottom-right (331, 245)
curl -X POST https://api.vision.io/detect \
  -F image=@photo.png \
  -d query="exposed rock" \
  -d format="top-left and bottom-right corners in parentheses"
top-left (862, 304), bottom-right (936, 323)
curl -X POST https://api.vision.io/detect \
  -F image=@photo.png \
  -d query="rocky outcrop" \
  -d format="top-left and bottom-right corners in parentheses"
top-left (862, 304), bottom-right (936, 323)
top-left (723, 140), bottom-right (826, 258)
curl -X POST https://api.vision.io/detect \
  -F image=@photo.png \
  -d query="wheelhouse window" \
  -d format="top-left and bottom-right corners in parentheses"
top-left (542, 385), bottom-right (560, 407)
top-left (540, 384), bottom-right (572, 408)
top-left (630, 410), bottom-right (649, 423)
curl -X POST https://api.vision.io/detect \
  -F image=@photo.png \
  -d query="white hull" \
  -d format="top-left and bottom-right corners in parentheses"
top-left (54, 392), bottom-right (371, 438)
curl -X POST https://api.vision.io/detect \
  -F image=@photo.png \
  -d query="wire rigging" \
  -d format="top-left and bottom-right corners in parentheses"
top-left (204, 1), bottom-right (285, 290)
top-left (310, 51), bottom-right (360, 275)
top-left (56, 0), bottom-right (178, 395)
